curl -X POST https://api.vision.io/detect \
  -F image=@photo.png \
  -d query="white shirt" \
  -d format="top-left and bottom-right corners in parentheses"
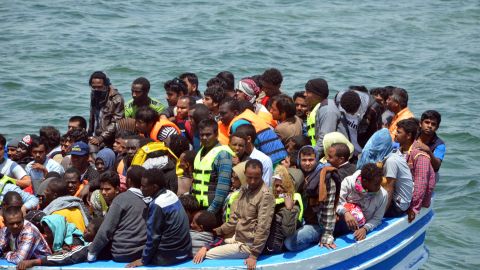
top-left (249, 148), bottom-right (273, 187)
top-left (0, 158), bottom-right (27, 180)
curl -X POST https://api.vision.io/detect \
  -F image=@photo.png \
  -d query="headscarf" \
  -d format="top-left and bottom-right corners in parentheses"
top-left (96, 148), bottom-right (116, 171)
top-left (41, 214), bottom-right (84, 252)
top-left (237, 78), bottom-right (261, 104)
top-left (271, 165), bottom-right (295, 197)
top-left (320, 132), bottom-right (355, 164)
top-left (356, 128), bottom-right (393, 170)
top-left (232, 162), bottom-right (247, 186)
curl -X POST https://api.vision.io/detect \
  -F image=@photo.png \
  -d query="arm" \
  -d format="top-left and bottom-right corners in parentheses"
top-left (363, 189), bottom-right (388, 232)
top-left (88, 201), bottom-right (123, 259)
top-left (383, 178), bottom-right (396, 210)
top-left (207, 152), bottom-right (232, 214)
top-left (9, 185), bottom-right (38, 210)
top-left (249, 192), bottom-right (275, 259)
top-left (315, 105), bottom-right (340, 154)
top-left (41, 245), bottom-right (89, 266)
top-left (142, 204), bottom-right (164, 265)
top-left (11, 164), bottom-right (31, 189)
top-left (5, 229), bottom-right (36, 264)
top-left (280, 205), bottom-right (300, 237)
top-left (215, 193), bottom-right (240, 236)
top-left (415, 141), bottom-right (443, 172)
top-left (318, 178), bottom-right (338, 245)
top-left (336, 177), bottom-right (350, 216)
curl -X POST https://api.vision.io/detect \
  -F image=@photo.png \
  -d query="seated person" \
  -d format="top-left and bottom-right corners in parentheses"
top-left (0, 206), bottom-right (51, 264)
top-left (177, 150), bottom-right (195, 196)
top-left (270, 94), bottom-right (303, 143)
top-left (190, 210), bottom-right (221, 256)
top-left (126, 168), bottom-right (191, 267)
top-left (223, 162), bottom-right (246, 224)
top-left (25, 136), bottom-right (64, 183)
top-left (135, 107), bottom-right (181, 142)
top-left (179, 193), bottom-right (202, 224)
top-left (69, 141), bottom-right (99, 192)
top-left (335, 163), bottom-right (388, 241)
top-left (88, 166), bottom-right (148, 263)
top-left (41, 214), bottom-right (85, 253)
top-left (0, 134), bottom-right (32, 188)
top-left (0, 175), bottom-right (39, 214)
top-left (90, 171), bottom-right (121, 217)
top-left (42, 177), bottom-right (90, 232)
top-left (95, 148), bottom-right (116, 174)
top-left (63, 168), bottom-right (88, 198)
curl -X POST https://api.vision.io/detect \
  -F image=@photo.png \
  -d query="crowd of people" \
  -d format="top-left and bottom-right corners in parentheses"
top-left (0, 69), bottom-right (445, 270)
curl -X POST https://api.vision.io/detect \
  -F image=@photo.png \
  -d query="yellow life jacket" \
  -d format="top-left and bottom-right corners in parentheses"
top-left (224, 190), bottom-right (240, 222)
top-left (274, 193), bottom-right (304, 222)
top-left (307, 103), bottom-right (321, 146)
top-left (192, 145), bottom-right (234, 207)
top-left (131, 142), bottom-right (183, 176)
top-left (0, 175), bottom-right (15, 201)
top-left (149, 119), bottom-right (181, 142)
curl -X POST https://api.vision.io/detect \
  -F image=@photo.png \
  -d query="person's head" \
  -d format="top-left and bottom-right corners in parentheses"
top-left (260, 68), bottom-right (283, 97)
top-left (229, 132), bottom-right (247, 159)
top-left (99, 171), bottom-right (120, 206)
top-left (420, 110), bottom-right (441, 136)
top-left (167, 134), bottom-right (190, 158)
top-left (113, 130), bottom-right (135, 155)
top-left (131, 77), bottom-right (150, 102)
top-left (3, 206), bottom-right (24, 236)
top-left (232, 162), bottom-right (246, 190)
top-left (39, 126), bottom-right (60, 153)
top-left (360, 163), bottom-right (383, 194)
top-left (84, 217), bottom-right (103, 242)
top-left (141, 168), bottom-right (165, 197)
top-left (203, 85), bottom-right (225, 112)
top-left (189, 103), bottom-right (211, 130)
top-left (89, 71), bottom-right (110, 91)
top-left (63, 167), bottom-right (81, 196)
top-left (191, 210), bottom-right (217, 232)
top-left (6, 138), bottom-right (20, 161)
top-left (369, 87), bottom-right (391, 107)
top-left (95, 148), bottom-right (116, 174)
top-left (177, 96), bottom-right (196, 120)
top-left (245, 159), bottom-right (264, 191)
top-left (206, 77), bottom-right (227, 90)
top-left (299, 146), bottom-right (318, 173)
top-left (218, 97), bottom-right (239, 125)
top-left (68, 116), bottom-right (87, 132)
top-left (164, 78), bottom-right (188, 106)
top-left (179, 72), bottom-right (199, 94)
top-left (198, 119), bottom-right (218, 149)
top-left (2, 191), bottom-right (23, 209)
top-left (69, 141), bottom-right (90, 172)
top-left (235, 124), bottom-right (256, 150)
top-left (327, 143), bottom-right (350, 168)
top-left (135, 107), bottom-right (159, 135)
top-left (124, 135), bottom-right (142, 165)
top-left (305, 78), bottom-right (329, 108)
top-left (340, 90), bottom-right (361, 115)
top-left (270, 94), bottom-right (296, 122)
top-left (216, 71), bottom-right (235, 94)
top-left (126, 165), bottom-right (145, 189)
top-left (179, 194), bottom-right (201, 223)
top-left (30, 137), bottom-right (48, 164)
top-left (272, 165), bottom-right (295, 198)
top-left (387, 87), bottom-right (409, 113)
top-left (285, 135), bottom-right (310, 154)
top-left (179, 150), bottom-right (196, 176)
top-left (293, 91), bottom-right (308, 119)
top-left (235, 78), bottom-right (261, 104)
top-left (44, 177), bottom-right (69, 205)
top-left (16, 135), bottom-right (35, 161)
top-left (395, 118), bottom-right (420, 146)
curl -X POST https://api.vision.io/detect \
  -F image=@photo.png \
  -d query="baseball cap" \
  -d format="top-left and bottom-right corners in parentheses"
top-left (69, 141), bottom-right (89, 156)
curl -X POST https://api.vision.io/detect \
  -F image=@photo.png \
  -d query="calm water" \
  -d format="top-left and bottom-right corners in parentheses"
top-left (1, 1), bottom-right (479, 268)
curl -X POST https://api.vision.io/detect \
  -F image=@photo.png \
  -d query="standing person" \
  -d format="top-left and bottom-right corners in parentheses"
top-left (68, 116), bottom-right (87, 132)
top-left (415, 110), bottom-right (445, 173)
top-left (269, 94), bottom-right (303, 143)
top-left (25, 137), bottom-right (64, 185)
top-left (163, 78), bottom-right (188, 120)
top-left (217, 98), bottom-right (240, 146)
top-left (135, 107), bottom-right (181, 143)
top-left (126, 168), bottom-right (191, 267)
top-left (87, 71), bottom-right (125, 147)
top-left (203, 159), bottom-right (275, 270)
top-left (305, 78), bottom-right (340, 154)
top-left (0, 135), bottom-right (31, 189)
top-left (335, 90), bottom-right (363, 156)
top-left (125, 77), bottom-right (165, 119)
top-left (180, 72), bottom-right (202, 100)
top-left (259, 68), bottom-right (283, 107)
top-left (293, 91), bottom-right (309, 135)
top-left (386, 87), bottom-right (414, 140)
top-left (192, 119), bottom-right (234, 215)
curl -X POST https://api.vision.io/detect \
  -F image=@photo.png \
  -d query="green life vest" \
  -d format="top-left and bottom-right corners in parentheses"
top-left (307, 103), bottom-right (321, 146)
top-left (224, 190), bottom-right (240, 222)
top-left (192, 145), bottom-right (234, 207)
top-left (0, 174), bottom-right (16, 205)
top-left (274, 193), bottom-right (304, 222)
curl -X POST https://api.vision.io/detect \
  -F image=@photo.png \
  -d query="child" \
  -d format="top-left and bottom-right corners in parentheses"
top-left (222, 162), bottom-right (246, 223)
top-left (179, 193), bottom-right (201, 224)
top-left (177, 150), bottom-right (196, 196)
top-left (190, 210), bottom-right (222, 255)
top-left (335, 163), bottom-right (388, 241)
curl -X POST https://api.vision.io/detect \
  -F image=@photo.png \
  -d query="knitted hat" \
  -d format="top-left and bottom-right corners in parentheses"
top-left (305, 78), bottom-right (329, 99)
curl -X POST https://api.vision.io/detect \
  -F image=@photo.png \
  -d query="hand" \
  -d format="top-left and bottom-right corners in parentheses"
top-left (319, 241), bottom-right (337, 249)
top-left (89, 136), bottom-right (101, 145)
top-left (353, 227), bottom-right (367, 241)
top-left (344, 212), bottom-right (359, 231)
top-left (21, 205), bottom-right (28, 217)
top-left (415, 141), bottom-right (431, 154)
top-left (17, 260), bottom-right (34, 270)
top-left (244, 256), bottom-right (257, 270)
top-left (232, 156), bottom-right (240, 166)
top-left (407, 208), bottom-right (416, 223)
top-left (31, 163), bottom-right (47, 174)
top-left (284, 194), bottom-right (294, 210)
top-left (126, 259), bottom-right (143, 268)
top-left (193, 247), bottom-right (207, 264)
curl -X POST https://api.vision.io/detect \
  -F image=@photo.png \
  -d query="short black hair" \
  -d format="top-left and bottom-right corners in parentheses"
top-left (360, 163), bottom-right (383, 186)
top-left (99, 171), bottom-right (120, 188)
top-left (3, 206), bottom-right (23, 220)
top-left (3, 191), bottom-right (22, 207)
top-left (245, 158), bottom-right (263, 174)
top-left (204, 85), bottom-right (226, 104)
top-left (230, 131), bottom-right (248, 142)
top-left (142, 168), bottom-right (165, 189)
top-left (198, 119), bottom-right (218, 132)
top-left (39, 126), bottom-right (61, 152)
top-left (397, 118), bottom-right (420, 140)
top-left (132, 77), bottom-right (150, 92)
top-left (0, 134), bottom-right (6, 147)
top-left (261, 68), bottom-right (283, 86)
top-left (182, 150), bottom-right (196, 166)
top-left (89, 71), bottom-right (110, 86)
top-left (66, 128), bottom-right (88, 144)
top-left (135, 107), bottom-right (159, 124)
top-left (167, 134), bottom-right (190, 158)
top-left (219, 97), bottom-right (240, 112)
top-left (236, 124), bottom-right (256, 142)
top-left (45, 171), bottom-right (62, 179)
top-left (48, 177), bottom-right (69, 197)
top-left (179, 194), bottom-right (201, 214)
top-left (127, 165), bottom-right (145, 188)
top-left (237, 100), bottom-right (255, 113)
top-left (389, 87), bottom-right (409, 108)
top-left (178, 95), bottom-right (196, 107)
top-left (164, 78), bottom-right (188, 95)
top-left (69, 116), bottom-right (87, 130)
top-left (206, 77), bottom-right (227, 89)
top-left (191, 104), bottom-right (212, 125)
top-left (195, 210), bottom-right (218, 232)
top-left (216, 71), bottom-right (235, 91)
top-left (340, 90), bottom-right (361, 114)
top-left (331, 143), bottom-right (350, 161)
top-left (30, 136), bottom-right (48, 150)
top-left (293, 91), bottom-right (306, 101)
top-left (179, 72), bottom-right (199, 88)
top-left (271, 94), bottom-right (296, 119)
top-left (348, 85), bottom-right (369, 93)
top-left (369, 87), bottom-right (391, 102)
top-left (285, 135), bottom-right (310, 151)
top-left (421, 110), bottom-right (442, 126)
top-left (64, 167), bottom-right (81, 181)
top-left (299, 146), bottom-right (316, 157)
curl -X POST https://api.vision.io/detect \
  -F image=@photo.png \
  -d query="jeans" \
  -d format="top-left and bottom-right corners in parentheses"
top-left (284, 224), bottom-right (323, 252)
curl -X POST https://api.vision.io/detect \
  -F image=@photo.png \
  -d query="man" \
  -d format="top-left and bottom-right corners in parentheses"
top-left (217, 98), bottom-right (240, 146)
top-left (0, 174), bottom-right (39, 212)
top-left (336, 90), bottom-right (363, 156)
top-left (189, 104), bottom-right (212, 151)
top-left (88, 166), bottom-right (148, 263)
top-left (175, 96), bottom-right (195, 138)
top-left (293, 91), bottom-right (308, 121)
top-left (305, 78), bottom-right (340, 155)
top-left (135, 107), bottom-right (180, 143)
top-left (192, 119), bottom-right (234, 215)
top-left (39, 126), bottom-right (62, 163)
top-left (125, 77), bottom-right (165, 119)
top-left (395, 119), bottom-right (436, 222)
top-left (179, 72), bottom-right (202, 100)
top-left (88, 71), bottom-right (125, 147)
top-left (259, 68), bottom-right (283, 107)
top-left (236, 78), bottom-right (275, 127)
top-left (416, 110), bottom-right (445, 173)
top-left (205, 159), bottom-right (275, 270)
top-left (0, 134), bottom-right (31, 188)
top-left (69, 141), bottom-right (100, 191)
top-left (99, 171), bottom-right (120, 207)
top-left (216, 71), bottom-right (235, 98)
top-left (127, 168), bottom-right (191, 267)
top-left (6, 138), bottom-right (21, 161)
top-left (386, 87), bottom-right (414, 140)
top-left (68, 116), bottom-right (87, 132)
top-left (235, 124), bottom-right (273, 187)
top-left (0, 206), bottom-right (51, 264)
top-left (163, 78), bottom-right (188, 119)
top-left (64, 167), bottom-right (88, 198)
top-left (116, 135), bottom-right (143, 178)
top-left (203, 85), bottom-right (225, 121)
top-left (25, 137), bottom-right (64, 184)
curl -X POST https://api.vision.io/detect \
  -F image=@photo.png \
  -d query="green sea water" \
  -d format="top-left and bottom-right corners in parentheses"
top-left (1, 1), bottom-right (479, 268)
